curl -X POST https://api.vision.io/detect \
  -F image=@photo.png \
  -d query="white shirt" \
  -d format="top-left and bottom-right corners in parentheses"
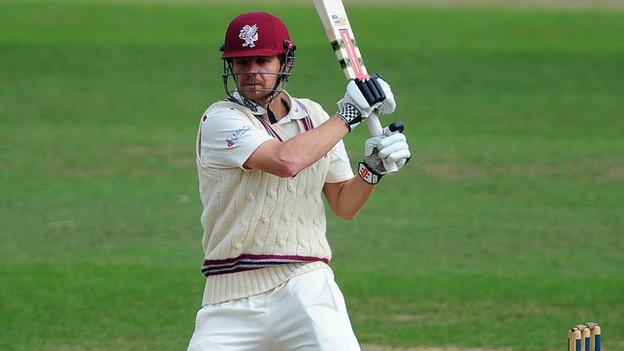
top-left (199, 92), bottom-right (354, 183)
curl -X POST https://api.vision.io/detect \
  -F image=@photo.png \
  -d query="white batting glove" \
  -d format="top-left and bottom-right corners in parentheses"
top-left (376, 78), bottom-right (396, 115)
top-left (358, 124), bottom-right (410, 184)
top-left (336, 75), bottom-right (396, 132)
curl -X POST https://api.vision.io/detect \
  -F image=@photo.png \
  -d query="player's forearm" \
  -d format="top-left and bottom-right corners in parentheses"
top-left (327, 176), bottom-right (375, 220)
top-left (276, 116), bottom-right (348, 175)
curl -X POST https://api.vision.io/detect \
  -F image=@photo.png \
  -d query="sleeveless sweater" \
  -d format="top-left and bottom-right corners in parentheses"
top-left (196, 98), bottom-right (333, 304)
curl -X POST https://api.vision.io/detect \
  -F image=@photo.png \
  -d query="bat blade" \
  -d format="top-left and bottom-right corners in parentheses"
top-left (312, 0), bottom-right (398, 173)
top-left (312, 0), bottom-right (368, 80)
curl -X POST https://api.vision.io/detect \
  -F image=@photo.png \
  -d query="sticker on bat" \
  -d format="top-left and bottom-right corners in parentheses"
top-left (331, 14), bottom-right (348, 26)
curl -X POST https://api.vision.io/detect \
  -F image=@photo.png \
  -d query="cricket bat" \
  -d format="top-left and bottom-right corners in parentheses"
top-left (312, 0), bottom-right (398, 173)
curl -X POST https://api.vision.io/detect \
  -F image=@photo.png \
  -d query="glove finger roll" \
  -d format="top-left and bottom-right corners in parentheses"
top-left (379, 141), bottom-right (409, 158)
top-left (368, 79), bottom-right (385, 103)
top-left (346, 80), bottom-right (371, 108)
top-left (376, 78), bottom-right (396, 114)
top-left (386, 149), bottom-right (411, 163)
top-left (379, 133), bottom-right (406, 148)
top-left (357, 79), bottom-right (375, 104)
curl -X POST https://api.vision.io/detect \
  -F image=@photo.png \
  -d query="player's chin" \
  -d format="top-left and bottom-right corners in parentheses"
top-left (240, 87), bottom-right (271, 102)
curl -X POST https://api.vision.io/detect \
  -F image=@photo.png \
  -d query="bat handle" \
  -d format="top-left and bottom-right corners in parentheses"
top-left (365, 112), bottom-right (398, 174)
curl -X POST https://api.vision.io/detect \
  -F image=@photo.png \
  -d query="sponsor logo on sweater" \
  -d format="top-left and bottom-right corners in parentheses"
top-left (226, 126), bottom-right (250, 148)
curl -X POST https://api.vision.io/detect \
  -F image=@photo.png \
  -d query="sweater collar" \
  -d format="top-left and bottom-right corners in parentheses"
top-left (229, 91), bottom-right (308, 125)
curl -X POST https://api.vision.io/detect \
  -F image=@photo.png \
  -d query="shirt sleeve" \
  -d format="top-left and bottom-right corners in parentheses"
top-left (325, 138), bottom-right (355, 183)
top-left (305, 102), bottom-right (354, 184)
top-left (199, 108), bottom-right (274, 170)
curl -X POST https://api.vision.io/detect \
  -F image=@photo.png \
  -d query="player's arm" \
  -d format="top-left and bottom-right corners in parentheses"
top-left (323, 177), bottom-right (374, 220)
top-left (245, 76), bottom-right (394, 177)
top-left (323, 129), bottom-right (411, 220)
top-left (244, 116), bottom-right (348, 177)
top-left (200, 106), bottom-right (348, 173)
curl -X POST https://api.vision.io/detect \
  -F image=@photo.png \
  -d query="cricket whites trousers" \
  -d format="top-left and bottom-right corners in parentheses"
top-left (187, 266), bottom-right (361, 351)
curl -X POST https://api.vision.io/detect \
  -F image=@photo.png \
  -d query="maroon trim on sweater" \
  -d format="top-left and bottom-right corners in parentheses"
top-left (202, 254), bottom-right (329, 276)
top-left (256, 117), bottom-right (283, 141)
top-left (295, 100), bottom-right (314, 131)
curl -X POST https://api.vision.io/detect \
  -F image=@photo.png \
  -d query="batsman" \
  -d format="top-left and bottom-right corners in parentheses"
top-left (187, 11), bottom-right (411, 350)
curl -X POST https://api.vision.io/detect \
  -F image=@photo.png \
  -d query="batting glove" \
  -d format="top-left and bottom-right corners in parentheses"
top-left (336, 75), bottom-right (396, 132)
top-left (375, 78), bottom-right (396, 115)
top-left (358, 122), bottom-right (410, 184)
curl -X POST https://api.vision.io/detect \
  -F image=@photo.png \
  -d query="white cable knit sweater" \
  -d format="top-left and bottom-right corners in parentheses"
top-left (196, 99), bottom-right (333, 304)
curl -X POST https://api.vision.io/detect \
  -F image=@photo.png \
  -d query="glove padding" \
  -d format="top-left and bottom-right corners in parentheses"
top-left (375, 78), bottom-right (396, 115)
top-left (363, 132), bottom-right (410, 175)
top-left (336, 75), bottom-right (396, 132)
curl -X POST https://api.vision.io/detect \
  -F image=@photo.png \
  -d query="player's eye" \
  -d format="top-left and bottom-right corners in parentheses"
top-left (234, 59), bottom-right (249, 66)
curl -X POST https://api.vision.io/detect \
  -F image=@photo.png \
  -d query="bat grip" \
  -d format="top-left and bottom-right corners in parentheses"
top-left (365, 112), bottom-right (398, 174)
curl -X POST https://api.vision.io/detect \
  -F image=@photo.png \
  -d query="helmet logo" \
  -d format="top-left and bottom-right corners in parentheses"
top-left (239, 24), bottom-right (259, 48)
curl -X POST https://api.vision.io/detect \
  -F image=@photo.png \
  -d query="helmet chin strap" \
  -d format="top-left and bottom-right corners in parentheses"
top-left (238, 84), bottom-right (280, 120)
top-left (263, 88), bottom-right (284, 124)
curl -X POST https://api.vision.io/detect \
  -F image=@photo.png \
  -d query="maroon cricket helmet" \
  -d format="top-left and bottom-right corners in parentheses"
top-left (221, 12), bottom-right (295, 59)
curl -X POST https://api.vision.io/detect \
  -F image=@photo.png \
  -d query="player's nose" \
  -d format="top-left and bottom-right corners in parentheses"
top-left (242, 62), bottom-right (262, 75)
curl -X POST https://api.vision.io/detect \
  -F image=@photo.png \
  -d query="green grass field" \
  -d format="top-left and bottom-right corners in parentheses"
top-left (1, 1), bottom-right (623, 350)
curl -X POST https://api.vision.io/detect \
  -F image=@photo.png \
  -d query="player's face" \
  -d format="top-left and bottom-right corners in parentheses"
top-left (232, 56), bottom-right (281, 103)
